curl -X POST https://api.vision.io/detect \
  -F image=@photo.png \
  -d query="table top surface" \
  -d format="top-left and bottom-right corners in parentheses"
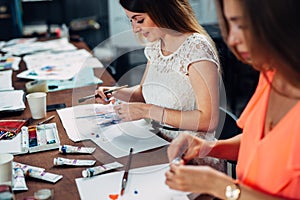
top-left (2, 40), bottom-right (172, 200)
top-left (1, 39), bottom-right (213, 200)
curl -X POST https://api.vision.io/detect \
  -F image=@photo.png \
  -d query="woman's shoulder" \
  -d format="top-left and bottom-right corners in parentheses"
top-left (144, 40), bottom-right (160, 60)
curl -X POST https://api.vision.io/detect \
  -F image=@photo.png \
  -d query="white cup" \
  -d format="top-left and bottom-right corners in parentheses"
top-left (0, 154), bottom-right (14, 185)
top-left (26, 92), bottom-right (47, 119)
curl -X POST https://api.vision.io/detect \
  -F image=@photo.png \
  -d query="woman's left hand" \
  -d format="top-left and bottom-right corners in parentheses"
top-left (114, 102), bottom-right (149, 121)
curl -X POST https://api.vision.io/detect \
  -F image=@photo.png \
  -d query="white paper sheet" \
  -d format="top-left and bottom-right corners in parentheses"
top-left (57, 104), bottom-right (169, 158)
top-left (76, 163), bottom-right (189, 200)
top-left (0, 70), bottom-right (14, 91)
top-left (0, 90), bottom-right (25, 112)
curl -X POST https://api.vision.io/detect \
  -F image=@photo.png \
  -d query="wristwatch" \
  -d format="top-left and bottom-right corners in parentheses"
top-left (225, 183), bottom-right (241, 200)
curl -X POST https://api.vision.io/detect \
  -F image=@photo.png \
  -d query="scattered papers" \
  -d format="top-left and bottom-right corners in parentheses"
top-left (0, 56), bottom-right (21, 71)
top-left (2, 38), bottom-right (75, 56)
top-left (17, 49), bottom-right (92, 80)
top-left (0, 90), bottom-right (25, 112)
top-left (76, 164), bottom-right (189, 200)
top-left (0, 70), bottom-right (14, 91)
top-left (46, 66), bottom-right (102, 92)
top-left (57, 104), bottom-right (169, 158)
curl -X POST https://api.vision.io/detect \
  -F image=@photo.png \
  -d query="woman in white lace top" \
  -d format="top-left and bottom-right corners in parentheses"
top-left (96, 0), bottom-right (222, 160)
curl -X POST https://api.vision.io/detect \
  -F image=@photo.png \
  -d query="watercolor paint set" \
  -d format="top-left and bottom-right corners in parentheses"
top-left (20, 123), bottom-right (60, 154)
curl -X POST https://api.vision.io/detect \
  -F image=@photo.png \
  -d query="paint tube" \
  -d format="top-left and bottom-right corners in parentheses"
top-left (53, 157), bottom-right (96, 166)
top-left (26, 169), bottom-right (63, 183)
top-left (13, 162), bottom-right (45, 174)
top-left (12, 168), bottom-right (28, 191)
top-left (59, 145), bottom-right (95, 154)
top-left (82, 161), bottom-right (124, 178)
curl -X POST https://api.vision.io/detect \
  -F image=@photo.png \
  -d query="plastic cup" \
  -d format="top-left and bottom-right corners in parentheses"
top-left (0, 154), bottom-right (14, 185)
top-left (26, 92), bottom-right (47, 119)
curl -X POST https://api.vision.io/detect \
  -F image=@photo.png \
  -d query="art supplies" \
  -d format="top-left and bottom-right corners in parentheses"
top-left (0, 119), bottom-right (28, 140)
top-left (120, 148), bottom-right (133, 196)
top-left (13, 162), bottom-right (45, 174)
top-left (78, 85), bottom-right (128, 103)
top-left (82, 162), bottom-right (123, 178)
top-left (20, 123), bottom-right (60, 154)
top-left (12, 168), bottom-right (28, 191)
top-left (26, 168), bottom-right (62, 183)
top-left (59, 145), bottom-right (96, 154)
top-left (53, 157), bottom-right (96, 167)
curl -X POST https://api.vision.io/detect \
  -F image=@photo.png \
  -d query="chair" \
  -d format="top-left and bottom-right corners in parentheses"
top-left (216, 107), bottom-right (242, 178)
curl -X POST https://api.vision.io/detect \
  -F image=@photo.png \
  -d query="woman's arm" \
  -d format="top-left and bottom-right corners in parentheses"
top-left (162, 60), bottom-right (219, 131)
top-left (166, 164), bottom-right (286, 200)
top-left (207, 134), bottom-right (242, 161)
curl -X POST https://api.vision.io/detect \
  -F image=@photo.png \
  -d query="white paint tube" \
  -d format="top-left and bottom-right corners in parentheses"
top-left (59, 145), bottom-right (96, 154)
top-left (13, 162), bottom-right (45, 174)
top-left (12, 168), bottom-right (28, 191)
top-left (53, 157), bottom-right (96, 166)
top-left (82, 161), bottom-right (124, 178)
top-left (26, 169), bottom-right (63, 183)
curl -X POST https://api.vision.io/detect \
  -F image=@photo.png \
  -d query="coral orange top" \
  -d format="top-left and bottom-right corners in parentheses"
top-left (236, 71), bottom-right (300, 199)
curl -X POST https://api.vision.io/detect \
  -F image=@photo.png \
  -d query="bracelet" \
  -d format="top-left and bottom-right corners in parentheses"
top-left (161, 107), bottom-right (165, 124)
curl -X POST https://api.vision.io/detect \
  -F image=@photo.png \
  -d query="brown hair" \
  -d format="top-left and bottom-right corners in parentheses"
top-left (215, 0), bottom-right (300, 86)
top-left (119, 0), bottom-right (216, 48)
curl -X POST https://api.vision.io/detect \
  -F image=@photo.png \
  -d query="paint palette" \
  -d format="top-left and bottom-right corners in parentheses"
top-left (20, 123), bottom-right (60, 154)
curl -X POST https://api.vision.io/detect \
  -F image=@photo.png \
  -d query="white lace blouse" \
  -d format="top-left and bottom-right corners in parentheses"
top-left (142, 33), bottom-right (220, 140)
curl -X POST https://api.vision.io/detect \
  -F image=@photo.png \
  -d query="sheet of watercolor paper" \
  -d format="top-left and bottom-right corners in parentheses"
top-left (76, 163), bottom-right (189, 200)
top-left (0, 70), bottom-right (13, 91)
top-left (0, 90), bottom-right (25, 112)
top-left (57, 104), bottom-right (169, 157)
top-left (93, 120), bottom-right (169, 158)
top-left (17, 49), bottom-right (92, 80)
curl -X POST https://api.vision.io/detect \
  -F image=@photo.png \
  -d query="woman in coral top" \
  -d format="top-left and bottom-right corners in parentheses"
top-left (165, 0), bottom-right (300, 199)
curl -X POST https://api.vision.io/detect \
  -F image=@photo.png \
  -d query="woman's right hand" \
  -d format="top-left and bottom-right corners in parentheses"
top-left (168, 132), bottom-right (211, 162)
top-left (95, 86), bottom-right (115, 104)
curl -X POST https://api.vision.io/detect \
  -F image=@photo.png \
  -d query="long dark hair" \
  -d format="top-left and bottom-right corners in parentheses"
top-left (243, 0), bottom-right (300, 86)
top-left (215, 0), bottom-right (300, 86)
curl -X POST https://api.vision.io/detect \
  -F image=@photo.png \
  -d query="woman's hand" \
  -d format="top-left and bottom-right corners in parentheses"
top-left (95, 86), bottom-right (115, 104)
top-left (114, 102), bottom-right (149, 121)
top-left (165, 163), bottom-right (217, 194)
top-left (168, 133), bottom-right (213, 162)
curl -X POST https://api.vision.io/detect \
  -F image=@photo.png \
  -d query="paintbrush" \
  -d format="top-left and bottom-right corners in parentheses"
top-left (77, 85), bottom-right (128, 103)
top-left (120, 147), bottom-right (133, 196)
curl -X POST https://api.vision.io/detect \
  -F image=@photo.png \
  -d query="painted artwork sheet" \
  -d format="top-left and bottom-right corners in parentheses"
top-left (76, 163), bottom-right (189, 200)
top-left (57, 104), bottom-right (169, 157)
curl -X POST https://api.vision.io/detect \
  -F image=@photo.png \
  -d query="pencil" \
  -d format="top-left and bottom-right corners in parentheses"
top-left (77, 85), bottom-right (128, 103)
top-left (120, 147), bottom-right (133, 196)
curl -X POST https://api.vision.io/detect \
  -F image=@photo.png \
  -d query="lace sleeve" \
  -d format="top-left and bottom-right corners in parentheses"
top-left (182, 34), bottom-right (220, 73)
top-left (144, 42), bottom-right (159, 61)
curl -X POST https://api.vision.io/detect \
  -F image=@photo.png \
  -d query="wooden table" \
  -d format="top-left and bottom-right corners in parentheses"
top-left (2, 40), bottom-right (171, 200)
top-left (2, 40), bottom-right (214, 200)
